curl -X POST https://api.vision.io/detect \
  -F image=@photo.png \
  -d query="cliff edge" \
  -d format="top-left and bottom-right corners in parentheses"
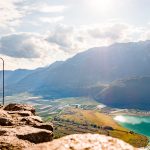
top-left (0, 104), bottom-right (142, 150)
top-left (0, 103), bottom-right (53, 150)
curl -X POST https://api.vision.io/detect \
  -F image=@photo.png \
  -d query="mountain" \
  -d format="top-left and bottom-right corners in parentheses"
top-left (95, 77), bottom-right (150, 110)
top-left (0, 69), bottom-right (33, 95)
top-left (2, 40), bottom-right (150, 109)
top-left (17, 41), bottom-right (150, 91)
top-left (0, 69), bottom-right (33, 85)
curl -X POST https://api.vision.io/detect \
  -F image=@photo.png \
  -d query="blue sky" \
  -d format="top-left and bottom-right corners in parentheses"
top-left (0, 0), bottom-right (150, 70)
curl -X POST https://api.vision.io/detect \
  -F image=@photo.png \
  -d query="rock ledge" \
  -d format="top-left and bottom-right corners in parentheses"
top-left (0, 103), bottom-right (53, 150)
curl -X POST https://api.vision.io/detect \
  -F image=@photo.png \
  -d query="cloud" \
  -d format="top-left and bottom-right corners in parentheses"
top-left (47, 24), bottom-right (89, 53)
top-left (0, 0), bottom-right (25, 29)
top-left (0, 0), bottom-right (67, 36)
top-left (1, 22), bottom-right (149, 59)
top-left (39, 16), bottom-right (64, 23)
top-left (87, 23), bottom-right (131, 42)
top-left (1, 21), bottom-right (150, 69)
top-left (23, 3), bottom-right (67, 13)
top-left (47, 25), bottom-right (75, 48)
top-left (0, 32), bottom-right (70, 70)
top-left (36, 4), bottom-right (66, 13)
top-left (0, 33), bottom-right (50, 58)
top-left (46, 23), bottom-right (137, 54)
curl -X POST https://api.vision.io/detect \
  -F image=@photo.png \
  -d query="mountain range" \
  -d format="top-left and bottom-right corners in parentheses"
top-left (1, 40), bottom-right (150, 110)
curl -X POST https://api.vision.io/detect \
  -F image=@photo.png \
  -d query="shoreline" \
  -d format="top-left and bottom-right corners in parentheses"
top-left (110, 110), bottom-right (150, 117)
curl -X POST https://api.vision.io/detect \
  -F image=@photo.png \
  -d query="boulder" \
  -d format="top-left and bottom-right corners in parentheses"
top-left (4, 104), bottom-right (35, 115)
top-left (27, 134), bottom-right (140, 150)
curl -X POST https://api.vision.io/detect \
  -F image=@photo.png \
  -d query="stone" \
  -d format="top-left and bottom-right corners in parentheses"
top-left (33, 123), bottom-right (53, 132)
top-left (4, 103), bottom-right (35, 115)
top-left (27, 134), bottom-right (140, 150)
top-left (0, 103), bottom-right (54, 150)
top-left (0, 130), bottom-right (6, 136)
top-left (7, 111), bottom-right (33, 117)
top-left (20, 116), bottom-right (43, 126)
top-left (0, 136), bottom-right (32, 150)
top-left (0, 117), bottom-right (14, 126)
top-left (29, 116), bottom-right (43, 123)
top-left (17, 131), bottom-right (53, 144)
top-left (0, 109), bottom-right (11, 118)
top-left (15, 126), bottom-right (53, 144)
top-left (1, 125), bottom-right (53, 144)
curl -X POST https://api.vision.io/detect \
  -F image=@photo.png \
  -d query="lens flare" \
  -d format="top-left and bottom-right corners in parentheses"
top-left (114, 115), bottom-right (126, 123)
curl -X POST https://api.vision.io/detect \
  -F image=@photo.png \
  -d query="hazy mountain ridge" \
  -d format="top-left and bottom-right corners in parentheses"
top-left (95, 76), bottom-right (150, 110)
top-left (0, 69), bottom-right (33, 85)
top-left (1, 40), bottom-right (150, 110)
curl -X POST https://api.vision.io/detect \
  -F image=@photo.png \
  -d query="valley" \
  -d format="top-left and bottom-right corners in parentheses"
top-left (1, 41), bottom-right (150, 148)
top-left (1, 93), bottom-right (149, 148)
top-left (2, 41), bottom-right (150, 110)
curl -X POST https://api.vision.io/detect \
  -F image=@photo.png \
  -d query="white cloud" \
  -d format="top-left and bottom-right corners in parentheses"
top-left (46, 22), bottom-right (150, 56)
top-left (0, 0), bottom-right (67, 36)
top-left (87, 23), bottom-right (130, 41)
top-left (37, 4), bottom-right (66, 13)
top-left (47, 24), bottom-right (76, 50)
top-left (0, 52), bottom-right (69, 70)
top-left (23, 3), bottom-right (67, 13)
top-left (46, 23), bottom-right (136, 54)
top-left (0, 32), bottom-right (70, 70)
top-left (1, 21), bottom-right (150, 70)
top-left (39, 16), bottom-right (64, 23)
top-left (0, 0), bottom-right (25, 30)
top-left (0, 33), bottom-right (55, 58)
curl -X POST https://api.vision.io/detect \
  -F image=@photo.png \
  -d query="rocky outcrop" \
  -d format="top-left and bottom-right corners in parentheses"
top-left (27, 133), bottom-right (141, 150)
top-left (0, 104), bottom-right (142, 150)
top-left (0, 103), bottom-right (53, 150)
top-left (4, 103), bottom-right (35, 115)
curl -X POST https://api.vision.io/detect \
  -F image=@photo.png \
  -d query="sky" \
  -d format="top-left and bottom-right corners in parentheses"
top-left (0, 0), bottom-right (150, 70)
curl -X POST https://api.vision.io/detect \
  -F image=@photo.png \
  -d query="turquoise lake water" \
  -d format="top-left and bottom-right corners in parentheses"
top-left (114, 115), bottom-right (150, 137)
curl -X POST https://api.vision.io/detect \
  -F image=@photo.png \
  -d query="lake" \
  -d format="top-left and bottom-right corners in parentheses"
top-left (114, 115), bottom-right (150, 137)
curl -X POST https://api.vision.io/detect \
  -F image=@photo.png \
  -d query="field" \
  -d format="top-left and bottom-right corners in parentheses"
top-left (51, 107), bottom-right (148, 148)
